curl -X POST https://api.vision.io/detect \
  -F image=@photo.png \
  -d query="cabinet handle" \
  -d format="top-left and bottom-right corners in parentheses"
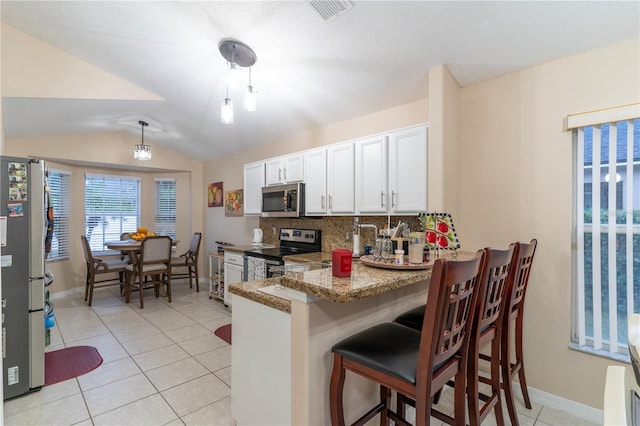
top-left (283, 168), bottom-right (287, 180)
top-left (381, 191), bottom-right (385, 208)
top-left (392, 191), bottom-right (396, 208)
top-left (329, 195), bottom-right (333, 210)
top-left (321, 195), bottom-right (325, 209)
top-left (279, 169), bottom-right (282, 181)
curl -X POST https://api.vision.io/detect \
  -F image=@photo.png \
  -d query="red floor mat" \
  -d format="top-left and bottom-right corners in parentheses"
top-left (214, 324), bottom-right (232, 344)
top-left (44, 346), bottom-right (103, 386)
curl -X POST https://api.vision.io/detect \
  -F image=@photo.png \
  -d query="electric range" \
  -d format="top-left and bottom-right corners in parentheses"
top-left (244, 228), bottom-right (321, 280)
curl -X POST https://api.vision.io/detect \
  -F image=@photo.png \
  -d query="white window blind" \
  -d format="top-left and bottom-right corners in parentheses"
top-left (85, 174), bottom-right (141, 251)
top-left (154, 178), bottom-right (176, 239)
top-left (47, 169), bottom-right (70, 261)
top-left (572, 112), bottom-right (639, 358)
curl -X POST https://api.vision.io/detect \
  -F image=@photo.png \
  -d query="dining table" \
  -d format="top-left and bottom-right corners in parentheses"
top-left (105, 238), bottom-right (179, 297)
top-left (104, 238), bottom-right (179, 267)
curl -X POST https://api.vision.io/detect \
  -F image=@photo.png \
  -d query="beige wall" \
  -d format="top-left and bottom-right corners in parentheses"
top-left (459, 37), bottom-right (640, 409)
top-left (4, 133), bottom-right (204, 295)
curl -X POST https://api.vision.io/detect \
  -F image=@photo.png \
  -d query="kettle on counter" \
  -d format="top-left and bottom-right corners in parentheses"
top-left (252, 228), bottom-right (263, 244)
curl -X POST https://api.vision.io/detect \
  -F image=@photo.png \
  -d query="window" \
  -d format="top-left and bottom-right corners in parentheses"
top-left (85, 174), bottom-right (140, 251)
top-left (155, 178), bottom-right (176, 239)
top-left (572, 107), bottom-right (640, 359)
top-left (47, 169), bottom-right (70, 261)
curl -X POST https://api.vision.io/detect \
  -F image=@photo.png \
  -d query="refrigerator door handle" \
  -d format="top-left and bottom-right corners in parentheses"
top-left (29, 160), bottom-right (46, 281)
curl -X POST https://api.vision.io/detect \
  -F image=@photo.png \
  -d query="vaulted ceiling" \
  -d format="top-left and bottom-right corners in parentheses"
top-left (2, 1), bottom-right (638, 161)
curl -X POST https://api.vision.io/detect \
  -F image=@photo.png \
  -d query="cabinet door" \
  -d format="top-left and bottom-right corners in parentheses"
top-left (283, 154), bottom-right (304, 183)
top-left (265, 154), bottom-right (304, 185)
top-left (355, 135), bottom-right (388, 214)
top-left (388, 125), bottom-right (427, 213)
top-left (304, 148), bottom-right (327, 214)
top-left (265, 158), bottom-right (284, 186)
top-left (223, 263), bottom-right (243, 306)
top-left (327, 142), bottom-right (355, 214)
top-left (244, 162), bottom-right (265, 215)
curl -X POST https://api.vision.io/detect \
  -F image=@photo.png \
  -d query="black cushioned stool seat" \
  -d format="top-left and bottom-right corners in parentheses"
top-left (332, 322), bottom-right (423, 385)
top-left (394, 305), bottom-right (425, 330)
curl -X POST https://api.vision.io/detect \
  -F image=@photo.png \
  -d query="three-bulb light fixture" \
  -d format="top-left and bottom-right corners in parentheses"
top-left (219, 39), bottom-right (257, 124)
top-left (133, 120), bottom-right (151, 161)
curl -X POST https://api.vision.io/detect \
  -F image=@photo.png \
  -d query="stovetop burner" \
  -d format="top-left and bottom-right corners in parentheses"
top-left (244, 228), bottom-right (321, 261)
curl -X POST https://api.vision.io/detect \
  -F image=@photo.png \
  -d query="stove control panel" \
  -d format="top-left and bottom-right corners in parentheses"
top-left (279, 228), bottom-right (320, 244)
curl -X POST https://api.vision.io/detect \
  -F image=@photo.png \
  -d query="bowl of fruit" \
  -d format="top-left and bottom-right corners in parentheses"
top-left (131, 226), bottom-right (156, 241)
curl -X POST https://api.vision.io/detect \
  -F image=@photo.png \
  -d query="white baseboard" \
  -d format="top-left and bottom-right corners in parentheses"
top-left (49, 286), bottom-right (84, 300)
top-left (517, 384), bottom-right (603, 424)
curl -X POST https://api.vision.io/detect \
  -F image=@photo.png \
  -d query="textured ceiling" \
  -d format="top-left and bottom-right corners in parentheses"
top-left (1, 1), bottom-right (639, 161)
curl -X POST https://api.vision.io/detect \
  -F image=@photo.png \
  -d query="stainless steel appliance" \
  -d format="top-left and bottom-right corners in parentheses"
top-left (261, 183), bottom-right (305, 217)
top-left (244, 228), bottom-right (321, 279)
top-left (1, 157), bottom-right (46, 399)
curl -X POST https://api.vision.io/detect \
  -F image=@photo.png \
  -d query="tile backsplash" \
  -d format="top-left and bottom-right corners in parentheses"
top-left (259, 215), bottom-right (421, 253)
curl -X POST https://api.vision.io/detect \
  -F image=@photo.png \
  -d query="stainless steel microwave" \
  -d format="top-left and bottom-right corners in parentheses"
top-left (261, 183), bottom-right (305, 217)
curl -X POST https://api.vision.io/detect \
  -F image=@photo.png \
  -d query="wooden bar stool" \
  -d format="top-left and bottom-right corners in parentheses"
top-left (329, 251), bottom-right (485, 426)
top-left (494, 239), bottom-right (537, 424)
top-left (395, 246), bottom-right (516, 425)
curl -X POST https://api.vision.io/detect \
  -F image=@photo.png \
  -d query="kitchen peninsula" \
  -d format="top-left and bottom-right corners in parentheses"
top-left (228, 254), bottom-right (468, 425)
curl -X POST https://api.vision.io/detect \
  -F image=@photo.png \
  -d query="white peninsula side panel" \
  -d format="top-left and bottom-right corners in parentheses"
top-left (231, 296), bottom-right (291, 426)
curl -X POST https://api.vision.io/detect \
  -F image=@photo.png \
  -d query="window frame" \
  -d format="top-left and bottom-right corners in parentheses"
top-left (154, 177), bottom-right (176, 239)
top-left (84, 173), bottom-right (141, 254)
top-left (570, 105), bottom-right (640, 362)
top-left (46, 168), bottom-right (71, 262)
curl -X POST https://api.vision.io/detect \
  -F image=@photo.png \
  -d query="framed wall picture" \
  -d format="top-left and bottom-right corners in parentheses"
top-left (208, 182), bottom-right (223, 207)
top-left (224, 189), bottom-right (244, 217)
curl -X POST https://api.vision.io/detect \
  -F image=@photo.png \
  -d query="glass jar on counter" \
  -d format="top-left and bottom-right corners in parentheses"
top-left (408, 232), bottom-right (425, 264)
top-left (381, 235), bottom-right (393, 260)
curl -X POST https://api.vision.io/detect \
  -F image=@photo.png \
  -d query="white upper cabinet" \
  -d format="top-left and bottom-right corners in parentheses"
top-left (388, 125), bottom-right (427, 213)
top-left (243, 161), bottom-right (265, 215)
top-left (327, 142), bottom-right (355, 214)
top-left (304, 148), bottom-right (328, 215)
top-left (355, 134), bottom-right (388, 214)
top-left (265, 153), bottom-right (304, 185)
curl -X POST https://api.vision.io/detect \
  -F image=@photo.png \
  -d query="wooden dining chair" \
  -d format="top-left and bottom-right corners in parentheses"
top-left (124, 235), bottom-right (172, 309)
top-left (329, 251), bottom-right (485, 426)
top-left (170, 232), bottom-right (202, 292)
top-left (80, 235), bottom-right (129, 306)
top-left (394, 246), bottom-right (516, 425)
top-left (119, 232), bottom-right (132, 261)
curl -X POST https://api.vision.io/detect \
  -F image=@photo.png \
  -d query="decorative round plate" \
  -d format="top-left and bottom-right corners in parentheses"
top-left (359, 255), bottom-right (434, 270)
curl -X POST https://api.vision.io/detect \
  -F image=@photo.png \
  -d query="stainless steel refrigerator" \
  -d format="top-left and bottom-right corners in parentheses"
top-left (1, 156), bottom-right (46, 399)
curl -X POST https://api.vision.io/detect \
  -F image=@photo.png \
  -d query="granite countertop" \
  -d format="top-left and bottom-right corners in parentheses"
top-left (228, 250), bottom-right (476, 310)
top-left (228, 277), bottom-right (292, 313)
top-left (223, 244), bottom-right (275, 254)
top-left (280, 264), bottom-right (432, 303)
top-left (228, 258), bottom-right (435, 311)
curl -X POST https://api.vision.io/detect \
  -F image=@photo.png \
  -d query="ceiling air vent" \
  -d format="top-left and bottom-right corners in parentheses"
top-left (309, 0), bottom-right (353, 22)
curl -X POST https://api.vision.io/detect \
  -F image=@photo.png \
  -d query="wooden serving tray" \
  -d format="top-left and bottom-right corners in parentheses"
top-left (359, 255), bottom-right (434, 270)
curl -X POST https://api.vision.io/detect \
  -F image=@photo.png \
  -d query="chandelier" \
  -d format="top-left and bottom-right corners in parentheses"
top-left (134, 120), bottom-right (151, 161)
top-left (218, 39), bottom-right (257, 124)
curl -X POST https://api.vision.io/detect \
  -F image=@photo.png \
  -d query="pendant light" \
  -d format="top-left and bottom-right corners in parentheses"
top-left (218, 38), bottom-right (257, 123)
top-left (244, 67), bottom-right (257, 112)
top-left (134, 120), bottom-right (151, 161)
top-left (221, 87), bottom-right (234, 124)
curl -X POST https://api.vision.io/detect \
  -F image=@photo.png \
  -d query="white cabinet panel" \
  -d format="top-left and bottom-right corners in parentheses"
top-left (265, 154), bottom-right (304, 185)
top-left (355, 135), bottom-right (388, 214)
top-left (304, 148), bottom-right (327, 215)
top-left (327, 142), bottom-right (355, 214)
top-left (243, 161), bottom-right (265, 215)
top-left (388, 125), bottom-right (427, 213)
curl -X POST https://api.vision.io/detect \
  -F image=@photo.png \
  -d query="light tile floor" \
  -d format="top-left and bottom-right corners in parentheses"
top-left (4, 280), bottom-right (233, 426)
top-left (3, 280), bottom-right (597, 425)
